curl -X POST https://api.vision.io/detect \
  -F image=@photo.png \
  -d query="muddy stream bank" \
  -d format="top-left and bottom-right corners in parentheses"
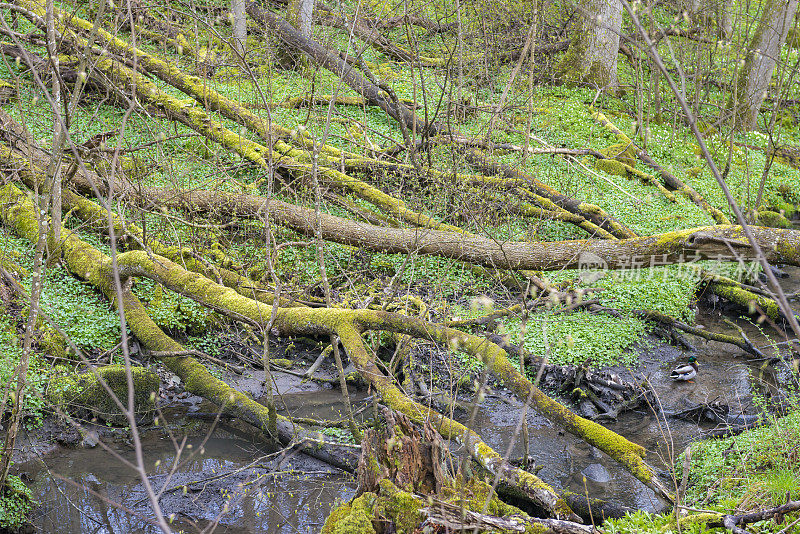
top-left (10, 273), bottom-right (798, 533)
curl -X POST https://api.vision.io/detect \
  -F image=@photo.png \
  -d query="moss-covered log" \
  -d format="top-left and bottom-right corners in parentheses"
top-left (62, 180), bottom-right (800, 271)
top-left (462, 148), bottom-right (638, 239)
top-left (0, 182), bottom-right (359, 472)
top-left (47, 365), bottom-right (158, 425)
top-left (31, 158), bottom-right (800, 274)
top-left (707, 281), bottom-right (783, 320)
top-left (0, 136), bottom-right (296, 308)
top-left (635, 308), bottom-right (767, 357)
top-left (76, 51), bottom-right (467, 234)
top-left (591, 109), bottom-right (732, 225)
top-left (27, 219), bottom-right (673, 499)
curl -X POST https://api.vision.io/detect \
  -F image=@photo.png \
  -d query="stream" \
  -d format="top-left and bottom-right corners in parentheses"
top-left (12, 272), bottom-right (798, 533)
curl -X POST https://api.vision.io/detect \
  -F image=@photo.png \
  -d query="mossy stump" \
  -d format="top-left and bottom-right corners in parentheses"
top-left (325, 408), bottom-right (441, 534)
top-left (47, 365), bottom-right (159, 425)
top-left (323, 408), bottom-right (559, 533)
top-left (356, 408), bottom-right (445, 496)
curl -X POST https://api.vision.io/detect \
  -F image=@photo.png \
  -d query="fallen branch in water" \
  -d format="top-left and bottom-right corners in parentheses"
top-left (715, 500), bottom-right (800, 534)
top-left (150, 349), bottom-right (246, 374)
top-left (634, 309), bottom-right (767, 359)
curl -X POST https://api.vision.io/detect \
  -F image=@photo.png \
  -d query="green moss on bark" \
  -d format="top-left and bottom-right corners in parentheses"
top-left (321, 493), bottom-right (377, 534)
top-left (47, 365), bottom-right (158, 425)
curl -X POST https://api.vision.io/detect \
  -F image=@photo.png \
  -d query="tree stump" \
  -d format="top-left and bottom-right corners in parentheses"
top-left (356, 407), bottom-right (445, 496)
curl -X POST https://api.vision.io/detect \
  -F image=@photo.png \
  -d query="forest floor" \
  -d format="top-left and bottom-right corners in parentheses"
top-left (1, 0), bottom-right (800, 531)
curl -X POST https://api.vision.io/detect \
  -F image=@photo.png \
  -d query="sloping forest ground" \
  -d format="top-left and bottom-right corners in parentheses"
top-left (1, 0), bottom-right (800, 531)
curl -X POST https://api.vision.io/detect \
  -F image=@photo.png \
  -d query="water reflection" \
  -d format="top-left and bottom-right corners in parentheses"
top-left (22, 435), bottom-right (355, 533)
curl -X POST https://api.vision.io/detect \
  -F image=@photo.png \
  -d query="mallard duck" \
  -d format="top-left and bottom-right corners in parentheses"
top-left (670, 355), bottom-right (698, 382)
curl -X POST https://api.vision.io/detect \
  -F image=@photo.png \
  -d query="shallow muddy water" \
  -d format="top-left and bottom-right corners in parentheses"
top-left (13, 272), bottom-right (797, 533)
top-left (467, 326), bottom-right (774, 514)
top-left (18, 390), bottom-right (359, 534)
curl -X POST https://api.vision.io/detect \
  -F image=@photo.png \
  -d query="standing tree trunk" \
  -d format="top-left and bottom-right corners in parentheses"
top-left (278, 0), bottom-right (314, 67)
top-left (44, 0), bottom-right (61, 253)
top-left (557, 0), bottom-right (623, 88)
top-left (231, 0), bottom-right (246, 54)
top-left (296, 0), bottom-right (313, 37)
top-left (711, 0), bottom-right (733, 39)
top-left (730, 0), bottom-right (798, 130)
top-left (688, 0), bottom-right (732, 39)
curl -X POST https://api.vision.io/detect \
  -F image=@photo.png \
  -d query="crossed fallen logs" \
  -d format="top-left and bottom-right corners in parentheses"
top-left (0, 172), bottom-right (672, 519)
top-left (5, 0), bottom-right (800, 524)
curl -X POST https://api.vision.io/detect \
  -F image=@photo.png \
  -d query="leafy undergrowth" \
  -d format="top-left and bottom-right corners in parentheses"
top-left (450, 263), bottom-right (702, 368)
top-left (0, 226), bottom-right (224, 424)
top-left (0, 0), bottom-right (799, 420)
top-left (680, 407), bottom-right (800, 511)
top-left (605, 407), bottom-right (800, 533)
top-left (0, 309), bottom-right (49, 426)
top-left (0, 472), bottom-right (34, 531)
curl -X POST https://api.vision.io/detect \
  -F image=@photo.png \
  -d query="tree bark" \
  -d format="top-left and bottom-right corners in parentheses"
top-left (558, 0), bottom-right (623, 88)
top-left (730, 0), bottom-right (799, 130)
top-left (278, 0), bottom-right (313, 67)
top-left (231, 0), bottom-right (247, 54)
top-left (297, 0), bottom-right (314, 37)
top-left (708, 0), bottom-right (733, 39)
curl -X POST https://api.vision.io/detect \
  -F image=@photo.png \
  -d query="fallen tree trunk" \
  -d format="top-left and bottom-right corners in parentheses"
top-left (634, 308), bottom-right (768, 358)
top-left (0, 181), bottom-right (360, 471)
top-left (0, 135), bottom-right (298, 309)
top-left (92, 243), bottom-right (672, 498)
top-left (0, 177), bottom-right (583, 516)
top-left (119, 187), bottom-right (800, 270)
top-left (245, 0), bottom-right (435, 135)
top-left (42, 166), bottom-right (800, 272)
